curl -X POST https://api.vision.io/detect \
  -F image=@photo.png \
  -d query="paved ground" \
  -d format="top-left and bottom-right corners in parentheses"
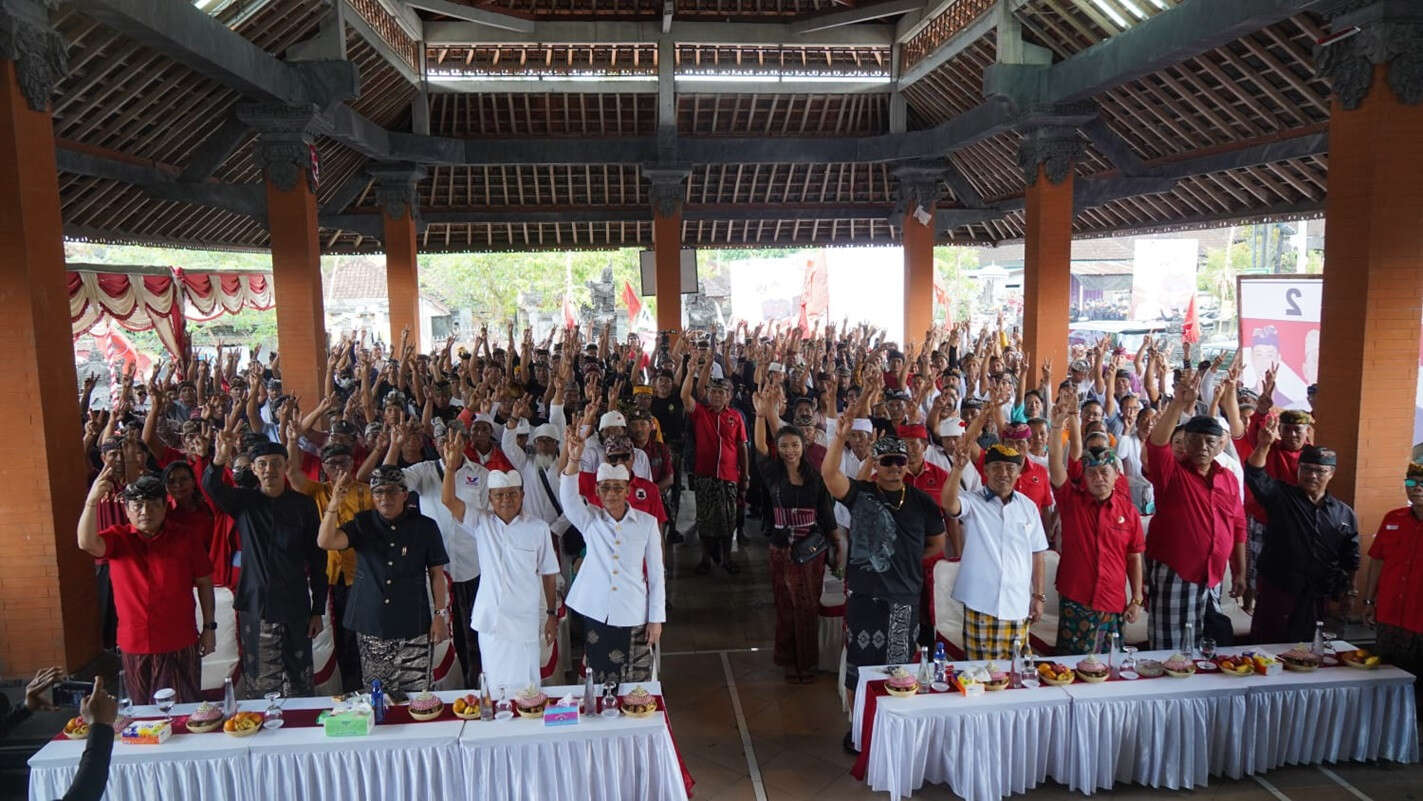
top-left (658, 507), bottom-right (1423, 801)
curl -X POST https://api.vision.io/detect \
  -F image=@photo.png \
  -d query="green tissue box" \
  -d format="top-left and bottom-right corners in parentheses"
top-left (319, 709), bottom-right (374, 737)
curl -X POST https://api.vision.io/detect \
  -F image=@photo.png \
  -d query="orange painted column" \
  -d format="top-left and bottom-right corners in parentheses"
top-left (1313, 63), bottom-right (1423, 543)
top-left (383, 211), bottom-right (420, 349)
top-left (1021, 163), bottom-right (1074, 382)
top-left (0, 56), bottom-right (101, 672)
top-left (259, 139), bottom-right (327, 406)
top-left (647, 169), bottom-right (688, 333)
top-left (902, 202), bottom-right (936, 343)
top-left (373, 166), bottom-right (424, 349)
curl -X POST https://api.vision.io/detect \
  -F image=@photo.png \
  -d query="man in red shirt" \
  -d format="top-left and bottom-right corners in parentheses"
top-left (1363, 462), bottom-right (1423, 689)
top-left (682, 357), bottom-right (748, 575)
top-left (1144, 370), bottom-right (1247, 651)
top-left (1048, 403), bottom-right (1144, 655)
top-left (77, 471), bottom-right (216, 705)
top-left (577, 437), bottom-right (669, 526)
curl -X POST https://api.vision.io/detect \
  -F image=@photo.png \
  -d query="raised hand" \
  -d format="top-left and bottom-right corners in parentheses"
top-left (87, 465), bottom-right (117, 503)
top-left (442, 432), bottom-right (466, 470)
top-left (1258, 414), bottom-right (1280, 448)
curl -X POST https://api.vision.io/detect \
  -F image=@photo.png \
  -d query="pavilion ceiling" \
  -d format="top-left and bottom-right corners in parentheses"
top-left (50, 0), bottom-right (1337, 253)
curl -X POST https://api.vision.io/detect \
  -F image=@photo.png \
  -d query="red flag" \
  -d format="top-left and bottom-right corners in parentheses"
top-left (933, 276), bottom-right (952, 324)
top-left (621, 281), bottom-right (642, 326)
top-left (562, 295), bottom-right (577, 329)
top-left (1183, 294), bottom-right (1201, 344)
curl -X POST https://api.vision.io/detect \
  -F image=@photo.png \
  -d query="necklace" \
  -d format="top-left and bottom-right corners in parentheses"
top-left (878, 485), bottom-right (907, 511)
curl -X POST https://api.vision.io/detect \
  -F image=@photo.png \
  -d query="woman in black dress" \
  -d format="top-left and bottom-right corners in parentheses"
top-left (752, 391), bottom-right (843, 683)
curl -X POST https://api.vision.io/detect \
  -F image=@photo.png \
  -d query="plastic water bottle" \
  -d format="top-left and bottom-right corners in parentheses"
top-left (1183, 622), bottom-right (1195, 658)
top-left (370, 679), bottom-right (385, 724)
top-left (1011, 636), bottom-right (1024, 688)
top-left (1311, 620), bottom-right (1325, 656)
top-left (916, 646), bottom-right (931, 691)
top-left (933, 642), bottom-right (947, 685)
top-left (222, 677), bottom-right (237, 718)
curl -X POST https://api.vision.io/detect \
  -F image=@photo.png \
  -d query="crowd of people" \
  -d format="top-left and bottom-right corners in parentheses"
top-left (45, 313), bottom-right (1423, 771)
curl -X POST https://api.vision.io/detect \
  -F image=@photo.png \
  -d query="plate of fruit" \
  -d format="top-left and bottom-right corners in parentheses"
top-left (223, 711), bottom-right (263, 737)
top-left (621, 687), bottom-right (658, 718)
top-left (1215, 655), bottom-right (1256, 676)
top-left (1163, 653), bottom-right (1196, 678)
top-left (62, 716), bottom-right (90, 740)
top-left (452, 693), bottom-right (482, 719)
top-left (1339, 649), bottom-right (1381, 670)
top-left (1037, 662), bottom-right (1076, 686)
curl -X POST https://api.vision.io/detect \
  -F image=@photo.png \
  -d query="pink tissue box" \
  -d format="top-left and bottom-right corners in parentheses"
top-left (544, 702), bottom-right (579, 727)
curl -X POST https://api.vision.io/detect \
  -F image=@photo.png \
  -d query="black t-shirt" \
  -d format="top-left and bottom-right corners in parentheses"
top-left (839, 479), bottom-right (945, 602)
top-left (650, 394), bottom-right (686, 444)
top-left (340, 509), bottom-right (449, 639)
top-left (757, 454), bottom-right (835, 548)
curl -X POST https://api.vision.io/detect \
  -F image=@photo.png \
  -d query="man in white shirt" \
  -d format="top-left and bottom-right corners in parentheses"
top-left (560, 435), bottom-right (668, 684)
top-left (393, 419), bottom-right (489, 687)
top-left (500, 421), bottom-right (569, 538)
top-left (440, 456), bottom-right (559, 696)
top-left (942, 440), bottom-right (1049, 661)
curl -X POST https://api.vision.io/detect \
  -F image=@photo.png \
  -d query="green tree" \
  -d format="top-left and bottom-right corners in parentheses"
top-left (933, 245), bottom-right (980, 324)
top-left (418, 249), bottom-right (648, 326)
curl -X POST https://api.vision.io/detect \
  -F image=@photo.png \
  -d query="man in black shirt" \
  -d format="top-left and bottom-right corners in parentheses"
top-left (650, 369), bottom-right (687, 541)
top-left (320, 466), bottom-right (451, 699)
top-left (1245, 421), bottom-right (1360, 643)
top-left (205, 439), bottom-right (326, 699)
top-left (823, 416), bottom-right (945, 752)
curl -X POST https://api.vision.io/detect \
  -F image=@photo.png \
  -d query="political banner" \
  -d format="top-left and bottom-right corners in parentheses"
top-left (1131, 239), bottom-right (1197, 321)
top-left (1237, 275), bottom-right (1322, 410)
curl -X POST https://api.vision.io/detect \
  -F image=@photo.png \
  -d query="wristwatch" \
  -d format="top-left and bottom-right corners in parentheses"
top-left (1031, 592), bottom-right (1047, 602)
top-left (203, 622), bottom-right (218, 631)
top-left (546, 608), bottom-right (558, 617)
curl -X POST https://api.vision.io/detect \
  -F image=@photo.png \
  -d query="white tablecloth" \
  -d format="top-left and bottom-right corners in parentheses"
top-left (28, 684), bottom-right (683, 801)
top-left (853, 664), bottom-right (1072, 801)
top-left (851, 644), bottom-right (1419, 801)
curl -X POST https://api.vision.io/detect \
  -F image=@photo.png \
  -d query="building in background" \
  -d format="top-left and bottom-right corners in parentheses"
top-left (326, 258), bottom-right (453, 346)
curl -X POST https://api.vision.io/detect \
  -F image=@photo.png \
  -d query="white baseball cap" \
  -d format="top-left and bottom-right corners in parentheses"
top-left (599, 411), bottom-right (627, 430)
top-left (532, 423), bottom-right (559, 441)
top-left (938, 417), bottom-right (966, 437)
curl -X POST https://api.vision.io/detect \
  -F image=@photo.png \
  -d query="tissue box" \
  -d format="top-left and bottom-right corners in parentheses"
top-left (321, 709), bottom-right (374, 737)
top-left (120, 719), bottom-right (172, 745)
top-left (544, 701), bottom-right (579, 727)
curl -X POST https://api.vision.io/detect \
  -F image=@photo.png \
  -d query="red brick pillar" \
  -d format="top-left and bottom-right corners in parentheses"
top-left (646, 169), bottom-right (688, 333)
top-left (242, 106), bottom-right (328, 406)
top-left (372, 165), bottom-right (425, 349)
top-left (0, 9), bottom-right (102, 673)
top-left (895, 165), bottom-right (942, 344)
top-left (1313, 5), bottom-right (1423, 543)
top-left (1019, 128), bottom-right (1081, 380)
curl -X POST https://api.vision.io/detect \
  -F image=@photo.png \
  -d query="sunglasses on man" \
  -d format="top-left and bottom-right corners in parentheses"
top-left (1407, 479), bottom-right (1421, 488)
top-left (877, 454), bottom-right (908, 467)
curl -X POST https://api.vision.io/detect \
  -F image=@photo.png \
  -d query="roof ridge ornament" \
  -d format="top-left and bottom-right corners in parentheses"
top-left (238, 103), bottom-right (323, 193)
top-left (1016, 124), bottom-right (1086, 187)
top-left (1314, 0), bottom-right (1423, 109)
top-left (369, 163), bottom-right (427, 221)
top-left (0, 0), bottom-right (68, 112)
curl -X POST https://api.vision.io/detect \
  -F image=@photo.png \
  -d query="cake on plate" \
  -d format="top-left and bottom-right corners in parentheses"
top-left (1075, 654), bottom-right (1110, 683)
top-left (1163, 653), bottom-right (1196, 678)
top-left (408, 691), bottom-right (444, 721)
top-left (621, 687), bottom-right (658, 717)
top-left (186, 702), bottom-right (224, 733)
top-left (1278, 645), bottom-right (1322, 672)
top-left (983, 663), bottom-right (1010, 691)
top-left (515, 685), bottom-right (549, 717)
top-left (884, 667), bottom-right (919, 697)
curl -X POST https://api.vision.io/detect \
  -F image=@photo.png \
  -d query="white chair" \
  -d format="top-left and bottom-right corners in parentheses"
top-left (819, 568), bottom-right (846, 674)
top-left (1029, 550), bottom-right (1061, 654)
top-left (932, 560), bottom-right (966, 658)
top-left (195, 586), bottom-right (238, 694)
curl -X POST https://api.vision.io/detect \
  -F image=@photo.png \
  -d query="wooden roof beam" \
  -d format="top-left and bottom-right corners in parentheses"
top-left (404, 0), bottom-right (533, 33)
top-left (70, 0), bottom-right (358, 107)
top-left (792, 0), bottom-right (922, 35)
top-left (423, 20), bottom-right (897, 47)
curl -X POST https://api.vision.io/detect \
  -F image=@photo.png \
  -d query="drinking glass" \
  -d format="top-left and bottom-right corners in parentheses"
top-left (263, 691), bottom-right (284, 729)
top-left (1120, 646), bottom-right (1139, 679)
top-left (1322, 631), bottom-right (1339, 664)
top-left (494, 689), bottom-right (514, 721)
top-left (1199, 637), bottom-right (1217, 660)
top-left (153, 688), bottom-right (175, 721)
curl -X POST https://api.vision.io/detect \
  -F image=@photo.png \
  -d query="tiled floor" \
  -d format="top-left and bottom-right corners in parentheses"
top-left (659, 509), bottom-right (1423, 801)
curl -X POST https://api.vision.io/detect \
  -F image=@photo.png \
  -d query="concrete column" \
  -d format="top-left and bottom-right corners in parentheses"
top-left (646, 168), bottom-right (689, 332)
top-left (1017, 126), bottom-right (1083, 380)
top-left (240, 104), bottom-right (328, 406)
top-left (894, 164), bottom-right (944, 343)
top-left (1313, 2), bottom-right (1423, 541)
top-left (371, 164), bottom-right (426, 349)
top-left (0, 2), bottom-right (101, 673)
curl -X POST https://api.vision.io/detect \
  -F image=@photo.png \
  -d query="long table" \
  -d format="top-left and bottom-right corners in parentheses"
top-left (852, 644), bottom-right (1419, 801)
top-left (28, 683), bottom-right (690, 801)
